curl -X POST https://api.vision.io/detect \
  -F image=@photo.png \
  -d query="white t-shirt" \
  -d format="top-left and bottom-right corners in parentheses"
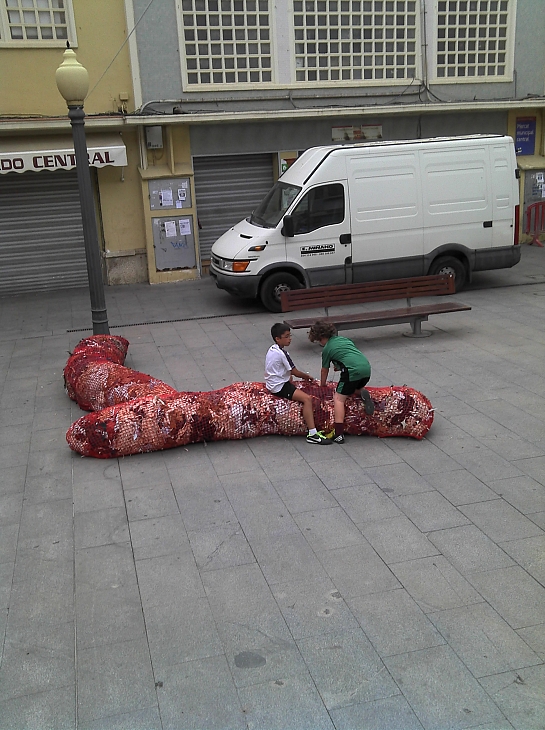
top-left (265, 344), bottom-right (293, 393)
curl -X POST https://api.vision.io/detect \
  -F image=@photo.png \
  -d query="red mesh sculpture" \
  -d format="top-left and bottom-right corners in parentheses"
top-left (65, 335), bottom-right (434, 459)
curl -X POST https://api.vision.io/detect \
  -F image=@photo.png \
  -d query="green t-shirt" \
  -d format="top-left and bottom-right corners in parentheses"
top-left (321, 335), bottom-right (371, 380)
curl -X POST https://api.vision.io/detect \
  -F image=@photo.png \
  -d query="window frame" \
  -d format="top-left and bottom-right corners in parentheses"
top-left (0, 0), bottom-right (78, 48)
top-left (289, 182), bottom-right (346, 235)
top-left (427, 0), bottom-right (517, 84)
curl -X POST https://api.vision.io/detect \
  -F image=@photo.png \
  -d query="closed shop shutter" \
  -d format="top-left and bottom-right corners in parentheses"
top-left (193, 154), bottom-right (274, 263)
top-left (0, 169), bottom-right (87, 296)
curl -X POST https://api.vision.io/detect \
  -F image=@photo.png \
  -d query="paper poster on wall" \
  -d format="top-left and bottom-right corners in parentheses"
top-left (515, 117), bottom-right (536, 156)
top-left (178, 219), bottom-right (192, 236)
top-left (160, 189), bottom-right (174, 206)
top-left (164, 221), bottom-right (177, 237)
top-left (178, 188), bottom-right (187, 201)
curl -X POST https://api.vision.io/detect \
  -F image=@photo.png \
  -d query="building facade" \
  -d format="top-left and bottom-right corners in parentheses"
top-left (1, 0), bottom-right (544, 293)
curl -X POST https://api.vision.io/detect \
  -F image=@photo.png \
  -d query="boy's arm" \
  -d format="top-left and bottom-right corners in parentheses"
top-left (291, 366), bottom-right (313, 381)
top-left (320, 366), bottom-right (329, 387)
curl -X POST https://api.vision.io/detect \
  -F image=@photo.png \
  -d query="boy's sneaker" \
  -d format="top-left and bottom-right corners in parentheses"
top-left (330, 433), bottom-right (345, 444)
top-left (306, 431), bottom-right (332, 445)
top-left (361, 389), bottom-right (375, 415)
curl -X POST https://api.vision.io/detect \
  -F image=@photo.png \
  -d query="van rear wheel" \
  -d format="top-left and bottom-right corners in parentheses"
top-left (429, 256), bottom-right (466, 292)
top-left (260, 272), bottom-right (302, 313)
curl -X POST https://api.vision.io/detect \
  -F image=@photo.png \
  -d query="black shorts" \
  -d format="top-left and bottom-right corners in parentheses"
top-left (336, 374), bottom-right (369, 396)
top-left (270, 381), bottom-right (296, 400)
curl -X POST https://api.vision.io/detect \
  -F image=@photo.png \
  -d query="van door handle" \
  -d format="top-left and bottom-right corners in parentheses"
top-left (483, 221), bottom-right (493, 228)
top-left (339, 233), bottom-right (351, 244)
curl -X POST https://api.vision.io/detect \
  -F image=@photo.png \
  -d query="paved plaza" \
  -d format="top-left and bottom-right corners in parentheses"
top-left (1, 245), bottom-right (545, 730)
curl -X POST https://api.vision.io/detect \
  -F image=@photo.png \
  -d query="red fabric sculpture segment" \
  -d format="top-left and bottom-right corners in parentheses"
top-left (65, 335), bottom-right (434, 459)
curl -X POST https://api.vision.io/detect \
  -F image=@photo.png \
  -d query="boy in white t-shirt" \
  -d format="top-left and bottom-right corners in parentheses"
top-left (265, 323), bottom-right (331, 445)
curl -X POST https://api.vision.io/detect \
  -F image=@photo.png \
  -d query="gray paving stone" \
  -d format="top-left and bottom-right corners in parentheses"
top-left (23, 472), bottom-right (73, 503)
top-left (362, 462), bottom-right (432, 496)
top-left (206, 440), bottom-right (260, 475)
top-left (144, 596), bottom-right (223, 671)
top-left (487, 475), bottom-right (545, 515)
top-left (128, 514), bottom-right (191, 560)
top-left (136, 551), bottom-right (204, 609)
top-left (125, 482), bottom-right (180, 522)
top-left (76, 583), bottom-right (146, 650)
top-left (361, 515), bottom-right (439, 564)
top-left (188, 525), bottom-right (255, 571)
top-left (316, 542), bottom-right (400, 599)
top-left (74, 507), bottom-right (129, 549)
top-left (0, 465), bottom-right (26, 497)
top-left (384, 645), bottom-right (505, 730)
top-left (76, 542), bottom-right (137, 594)
top-left (392, 490), bottom-right (470, 532)
top-left (171, 483), bottom-right (238, 531)
top-left (78, 706), bottom-right (162, 730)
top-left (272, 476), bottom-right (339, 513)
top-left (513, 455), bottom-right (545, 487)
top-left (308, 458), bottom-right (376, 489)
top-left (329, 695), bottom-right (425, 730)
top-left (17, 498), bottom-right (73, 542)
top-left (72, 458), bottom-right (121, 485)
top-left (384, 437), bottom-right (462, 476)
top-left (424, 469), bottom-right (498, 505)
top-left (0, 686), bottom-right (75, 730)
top-left (6, 579), bottom-right (73, 630)
top-left (459, 500), bottom-right (544, 542)
top-left (0, 493), bottom-right (23, 527)
top-left (237, 670), bottom-right (336, 730)
top-left (451, 445), bottom-right (525, 482)
top-left (467, 566), bottom-right (545, 629)
top-left (428, 525), bottom-right (515, 574)
top-left (157, 655), bottom-right (246, 730)
top-left (429, 602), bottom-right (542, 678)
top-left (479, 666), bottom-right (545, 730)
top-left (0, 621), bottom-right (74, 702)
top-left (340, 437), bottom-right (403, 469)
top-left (347, 589), bottom-right (444, 657)
top-left (333, 484), bottom-right (402, 524)
top-left (294, 507), bottom-right (365, 551)
top-left (218, 468), bottom-right (280, 507)
top-left (516, 624), bottom-right (545, 661)
top-left (77, 639), bottom-right (157, 724)
top-left (257, 532), bottom-right (332, 586)
top-left (0, 522), bottom-right (18, 565)
top-left (271, 578), bottom-right (360, 639)
top-left (296, 628), bottom-right (398, 710)
top-left (500, 535), bottom-right (545, 585)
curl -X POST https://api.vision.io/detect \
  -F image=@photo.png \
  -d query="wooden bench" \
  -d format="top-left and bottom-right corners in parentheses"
top-left (281, 274), bottom-right (471, 337)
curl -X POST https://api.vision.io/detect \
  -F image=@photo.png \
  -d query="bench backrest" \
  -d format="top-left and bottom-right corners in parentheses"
top-left (280, 274), bottom-right (455, 312)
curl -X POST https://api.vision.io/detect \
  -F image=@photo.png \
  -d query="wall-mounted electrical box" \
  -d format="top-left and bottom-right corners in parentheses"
top-left (145, 126), bottom-right (164, 149)
top-left (152, 216), bottom-right (196, 271)
top-left (148, 178), bottom-right (191, 210)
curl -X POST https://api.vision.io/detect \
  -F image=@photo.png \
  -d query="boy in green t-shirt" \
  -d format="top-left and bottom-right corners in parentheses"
top-left (308, 320), bottom-right (374, 444)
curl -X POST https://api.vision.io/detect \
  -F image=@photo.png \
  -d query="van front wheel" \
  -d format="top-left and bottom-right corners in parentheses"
top-left (260, 272), bottom-right (302, 313)
top-left (429, 256), bottom-right (466, 292)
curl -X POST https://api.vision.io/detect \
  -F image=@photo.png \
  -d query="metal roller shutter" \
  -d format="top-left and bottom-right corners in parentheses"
top-left (193, 154), bottom-right (274, 263)
top-left (0, 169), bottom-right (87, 296)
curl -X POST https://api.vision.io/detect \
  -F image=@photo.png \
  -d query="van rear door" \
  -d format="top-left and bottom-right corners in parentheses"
top-left (348, 149), bottom-right (424, 281)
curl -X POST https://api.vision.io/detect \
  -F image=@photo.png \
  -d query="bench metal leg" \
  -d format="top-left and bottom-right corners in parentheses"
top-left (403, 317), bottom-right (432, 338)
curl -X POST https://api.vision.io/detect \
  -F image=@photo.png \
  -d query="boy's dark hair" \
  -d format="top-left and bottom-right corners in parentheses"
top-left (271, 322), bottom-right (290, 341)
top-left (308, 320), bottom-right (338, 342)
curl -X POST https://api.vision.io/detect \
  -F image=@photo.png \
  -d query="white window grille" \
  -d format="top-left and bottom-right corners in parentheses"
top-left (180, 0), bottom-right (273, 85)
top-left (435, 0), bottom-right (514, 80)
top-left (0, 0), bottom-right (77, 45)
top-left (293, 0), bottom-right (418, 83)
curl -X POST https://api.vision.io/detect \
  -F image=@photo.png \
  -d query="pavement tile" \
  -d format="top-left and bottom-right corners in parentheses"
top-left (76, 542), bottom-right (137, 594)
top-left (500, 535), bottom-right (545, 584)
top-left (340, 437), bottom-right (403, 469)
top-left (486, 475), bottom-right (545, 515)
top-left (6, 580), bottom-right (73, 630)
top-left (308, 458), bottom-right (376, 489)
top-left (125, 482), bottom-right (180, 522)
top-left (333, 484), bottom-right (401, 524)
top-left (76, 584), bottom-right (146, 650)
top-left (271, 578), bottom-right (360, 639)
top-left (136, 551), bottom-right (204, 609)
top-left (347, 589), bottom-right (445, 657)
top-left (450, 445), bottom-right (525, 482)
top-left (466, 566), bottom-right (545, 629)
top-left (17, 498), bottom-right (73, 542)
top-left (361, 515), bottom-right (439, 564)
top-left (479, 666), bottom-right (545, 730)
top-left (316, 542), bottom-right (400, 599)
top-left (22, 473), bottom-right (73, 503)
top-left (329, 695), bottom-right (425, 730)
top-left (294, 507), bottom-right (365, 551)
top-left (428, 525), bottom-right (515, 574)
top-left (0, 686), bottom-right (75, 730)
top-left (0, 523), bottom-right (18, 565)
top-left (74, 507), bottom-right (129, 549)
top-left (383, 437), bottom-right (462, 476)
top-left (424, 469), bottom-right (498, 506)
top-left (144, 596), bottom-right (223, 671)
top-left (237, 671), bottom-right (336, 730)
top-left (157, 655), bottom-right (246, 730)
top-left (459, 500), bottom-right (544, 542)
top-left (0, 561), bottom-right (13, 611)
top-left (206, 440), bottom-right (260, 475)
top-left (77, 639), bottom-right (157, 723)
top-left (0, 465), bottom-right (26, 497)
top-left (516, 625), bottom-right (545, 661)
top-left (272, 476), bottom-right (339, 514)
top-left (512, 455), bottom-right (545, 487)
top-left (429, 602), bottom-right (542, 678)
top-left (384, 645), bottom-right (505, 730)
top-left (188, 525), bottom-right (256, 571)
top-left (172, 484), bottom-right (238, 531)
top-left (296, 628), bottom-right (398, 710)
top-left (128, 514), bottom-right (191, 560)
top-left (0, 493), bottom-right (23, 527)
top-left (392, 490), bottom-right (470, 532)
top-left (78, 706), bottom-right (162, 730)
top-left (257, 532), bottom-right (331, 585)
top-left (362, 462), bottom-right (432, 496)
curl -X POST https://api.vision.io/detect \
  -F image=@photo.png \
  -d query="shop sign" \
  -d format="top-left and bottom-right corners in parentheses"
top-left (0, 143), bottom-right (127, 174)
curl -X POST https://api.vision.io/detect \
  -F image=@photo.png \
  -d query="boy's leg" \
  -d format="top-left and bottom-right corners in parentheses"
top-left (354, 378), bottom-right (374, 415)
top-left (292, 389), bottom-right (316, 430)
top-left (333, 391), bottom-right (347, 439)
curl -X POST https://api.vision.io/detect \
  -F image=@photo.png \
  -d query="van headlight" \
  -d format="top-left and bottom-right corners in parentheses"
top-left (212, 256), bottom-right (251, 273)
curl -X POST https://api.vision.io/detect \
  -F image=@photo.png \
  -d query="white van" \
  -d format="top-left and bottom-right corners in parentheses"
top-left (209, 135), bottom-right (521, 312)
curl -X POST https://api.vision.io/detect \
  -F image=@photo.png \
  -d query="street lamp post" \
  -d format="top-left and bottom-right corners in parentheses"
top-left (56, 45), bottom-right (109, 335)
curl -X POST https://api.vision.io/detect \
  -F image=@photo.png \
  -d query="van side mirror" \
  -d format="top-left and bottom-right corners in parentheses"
top-left (282, 215), bottom-right (295, 237)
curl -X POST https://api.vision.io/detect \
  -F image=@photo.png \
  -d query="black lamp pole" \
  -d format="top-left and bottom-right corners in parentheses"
top-left (68, 104), bottom-right (109, 334)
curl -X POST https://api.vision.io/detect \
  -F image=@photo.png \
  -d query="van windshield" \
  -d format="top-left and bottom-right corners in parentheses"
top-left (249, 182), bottom-right (301, 228)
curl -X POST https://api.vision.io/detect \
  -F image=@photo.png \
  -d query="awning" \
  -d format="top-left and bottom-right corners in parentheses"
top-left (0, 133), bottom-right (127, 174)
